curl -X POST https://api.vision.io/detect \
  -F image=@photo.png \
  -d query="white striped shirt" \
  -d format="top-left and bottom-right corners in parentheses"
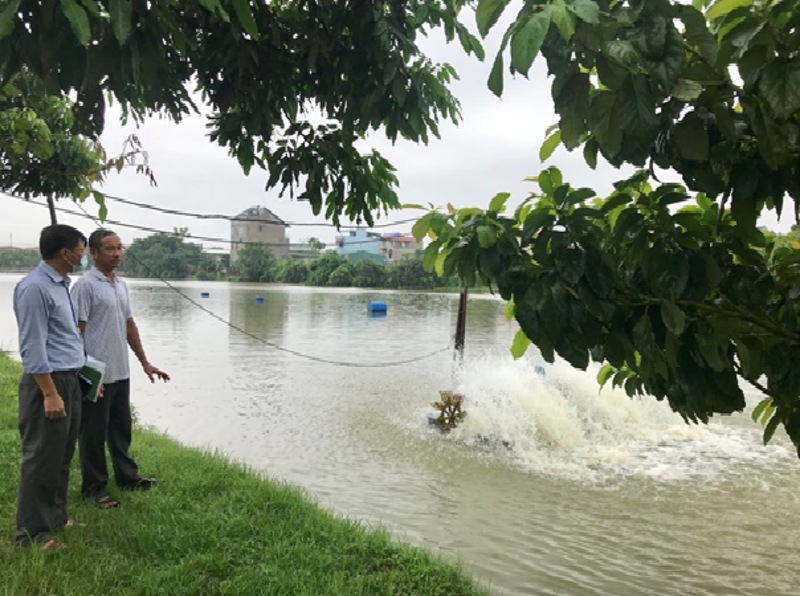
top-left (71, 267), bottom-right (132, 383)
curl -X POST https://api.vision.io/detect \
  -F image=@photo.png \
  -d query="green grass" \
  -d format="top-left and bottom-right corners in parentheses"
top-left (0, 353), bottom-right (487, 596)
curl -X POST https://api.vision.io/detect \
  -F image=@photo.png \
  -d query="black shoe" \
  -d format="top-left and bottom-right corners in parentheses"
top-left (120, 477), bottom-right (157, 491)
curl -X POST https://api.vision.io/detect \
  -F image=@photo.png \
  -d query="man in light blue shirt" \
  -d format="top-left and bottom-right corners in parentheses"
top-left (72, 229), bottom-right (169, 508)
top-left (13, 224), bottom-right (87, 549)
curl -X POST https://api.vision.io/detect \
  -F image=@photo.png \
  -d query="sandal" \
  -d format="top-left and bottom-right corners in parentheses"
top-left (64, 519), bottom-right (85, 529)
top-left (41, 539), bottom-right (64, 551)
top-left (91, 495), bottom-right (119, 509)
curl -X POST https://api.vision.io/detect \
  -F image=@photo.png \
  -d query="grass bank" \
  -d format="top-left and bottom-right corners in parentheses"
top-left (0, 353), bottom-right (487, 595)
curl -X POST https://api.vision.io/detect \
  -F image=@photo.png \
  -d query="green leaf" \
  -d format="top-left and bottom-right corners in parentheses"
top-left (763, 414), bottom-right (780, 445)
top-left (633, 312), bottom-right (657, 360)
top-left (547, 0), bottom-right (574, 41)
top-left (504, 299), bottom-right (515, 320)
top-left (751, 397), bottom-right (772, 424)
top-left (411, 214), bottom-right (431, 242)
top-left (650, 25), bottom-right (686, 92)
top-left (510, 329), bottom-right (532, 359)
top-left (617, 77), bottom-right (659, 138)
top-left (673, 113), bottom-right (709, 162)
top-left (198, 0), bottom-right (229, 20)
top-left (706, 0), bottom-right (750, 22)
top-left (603, 40), bottom-right (644, 72)
top-left (540, 130), bottom-right (561, 161)
top-left (476, 225), bottom-right (496, 248)
top-left (588, 92), bottom-right (622, 156)
top-left (583, 138), bottom-right (598, 169)
top-left (60, 0), bottom-right (91, 46)
top-left (422, 243), bottom-right (439, 272)
top-left (476, 0), bottom-right (512, 37)
top-left (679, 5), bottom-right (718, 64)
top-left (757, 58), bottom-right (800, 121)
top-left (489, 192), bottom-right (511, 212)
top-left (0, 0), bottom-right (22, 38)
top-left (566, 0), bottom-right (599, 24)
top-left (671, 79), bottom-right (704, 102)
top-left (109, 0), bottom-right (132, 43)
top-left (510, 10), bottom-right (551, 76)
top-left (661, 301), bottom-right (686, 335)
top-left (597, 363), bottom-right (615, 387)
top-left (230, 0), bottom-right (259, 39)
top-left (487, 52), bottom-right (504, 97)
top-left (434, 249), bottom-right (448, 277)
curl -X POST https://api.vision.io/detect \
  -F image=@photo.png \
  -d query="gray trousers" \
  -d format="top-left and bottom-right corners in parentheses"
top-left (16, 371), bottom-right (81, 544)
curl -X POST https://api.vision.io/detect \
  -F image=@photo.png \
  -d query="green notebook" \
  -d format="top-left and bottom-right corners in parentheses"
top-left (78, 356), bottom-right (106, 402)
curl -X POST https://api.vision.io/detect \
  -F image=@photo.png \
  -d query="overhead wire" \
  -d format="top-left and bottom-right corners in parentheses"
top-left (50, 197), bottom-right (453, 368)
top-left (101, 192), bottom-right (420, 229)
top-left (3, 193), bottom-right (415, 248)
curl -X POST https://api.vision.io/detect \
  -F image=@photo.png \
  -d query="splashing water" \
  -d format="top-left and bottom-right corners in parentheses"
top-left (436, 356), bottom-right (793, 485)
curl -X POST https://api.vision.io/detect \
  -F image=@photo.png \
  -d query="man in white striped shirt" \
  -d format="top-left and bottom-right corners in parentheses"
top-left (72, 229), bottom-right (169, 508)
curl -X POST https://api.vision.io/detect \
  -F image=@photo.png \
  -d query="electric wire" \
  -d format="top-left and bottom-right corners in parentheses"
top-left (101, 192), bottom-right (420, 229)
top-left (53, 199), bottom-right (453, 368)
top-left (3, 193), bottom-right (413, 248)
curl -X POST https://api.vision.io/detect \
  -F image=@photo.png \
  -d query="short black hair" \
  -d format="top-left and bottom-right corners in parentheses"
top-left (88, 228), bottom-right (118, 251)
top-left (39, 225), bottom-right (87, 260)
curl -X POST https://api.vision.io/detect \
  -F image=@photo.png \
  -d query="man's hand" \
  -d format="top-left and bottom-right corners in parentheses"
top-left (43, 393), bottom-right (66, 419)
top-left (143, 363), bottom-right (170, 383)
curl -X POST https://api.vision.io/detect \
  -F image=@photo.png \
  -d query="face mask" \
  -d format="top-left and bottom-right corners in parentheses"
top-left (81, 254), bottom-right (89, 268)
top-left (64, 249), bottom-right (85, 269)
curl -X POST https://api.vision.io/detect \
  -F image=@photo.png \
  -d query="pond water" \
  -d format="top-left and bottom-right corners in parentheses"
top-left (1, 274), bottom-right (797, 595)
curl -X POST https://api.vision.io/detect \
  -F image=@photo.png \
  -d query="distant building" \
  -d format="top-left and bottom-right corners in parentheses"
top-left (334, 228), bottom-right (421, 265)
top-left (335, 228), bottom-right (382, 259)
top-left (380, 233), bottom-right (422, 263)
top-left (230, 207), bottom-right (289, 264)
top-left (288, 243), bottom-right (325, 261)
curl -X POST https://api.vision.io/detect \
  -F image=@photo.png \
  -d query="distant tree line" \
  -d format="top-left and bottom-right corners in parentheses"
top-left (0, 248), bottom-right (40, 271)
top-left (112, 232), bottom-right (459, 289)
top-left (234, 245), bottom-right (459, 289)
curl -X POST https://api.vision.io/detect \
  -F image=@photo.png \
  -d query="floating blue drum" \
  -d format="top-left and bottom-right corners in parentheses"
top-left (367, 301), bottom-right (388, 314)
top-left (255, 296), bottom-right (264, 304)
top-left (200, 292), bottom-right (210, 298)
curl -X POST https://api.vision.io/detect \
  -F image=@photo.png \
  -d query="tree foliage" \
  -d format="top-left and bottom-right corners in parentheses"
top-left (121, 232), bottom-right (206, 279)
top-left (418, 0), bottom-right (800, 455)
top-left (234, 244), bottom-right (277, 282)
top-left (0, 247), bottom-right (39, 270)
top-left (307, 252), bottom-right (347, 286)
top-left (0, 0), bottom-right (479, 224)
top-left (277, 260), bottom-right (309, 284)
top-left (352, 259), bottom-right (388, 288)
top-left (328, 263), bottom-right (355, 287)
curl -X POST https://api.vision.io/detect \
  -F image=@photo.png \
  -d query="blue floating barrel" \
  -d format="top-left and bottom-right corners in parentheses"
top-left (255, 296), bottom-right (264, 304)
top-left (534, 365), bottom-right (546, 377)
top-left (367, 301), bottom-right (387, 314)
top-left (200, 292), bottom-right (210, 298)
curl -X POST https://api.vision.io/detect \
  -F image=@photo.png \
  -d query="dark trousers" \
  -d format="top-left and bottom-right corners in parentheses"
top-left (79, 379), bottom-right (139, 497)
top-left (16, 371), bottom-right (81, 544)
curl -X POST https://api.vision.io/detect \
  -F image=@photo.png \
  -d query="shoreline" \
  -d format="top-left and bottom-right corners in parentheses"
top-left (0, 353), bottom-right (487, 595)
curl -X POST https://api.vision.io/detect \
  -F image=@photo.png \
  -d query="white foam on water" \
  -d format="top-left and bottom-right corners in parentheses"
top-left (435, 356), bottom-right (793, 485)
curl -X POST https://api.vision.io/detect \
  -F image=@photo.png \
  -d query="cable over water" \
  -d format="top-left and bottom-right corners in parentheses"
top-left (68, 200), bottom-right (452, 368)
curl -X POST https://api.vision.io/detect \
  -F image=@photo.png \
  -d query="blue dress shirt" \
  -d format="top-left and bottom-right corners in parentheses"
top-left (13, 262), bottom-right (85, 374)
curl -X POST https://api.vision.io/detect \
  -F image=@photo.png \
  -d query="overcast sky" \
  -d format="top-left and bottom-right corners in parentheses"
top-left (0, 16), bottom-right (792, 250)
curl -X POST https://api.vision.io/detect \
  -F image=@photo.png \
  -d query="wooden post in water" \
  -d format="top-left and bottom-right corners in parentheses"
top-left (47, 197), bottom-right (57, 225)
top-left (430, 286), bottom-right (469, 430)
top-left (454, 286), bottom-right (468, 358)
